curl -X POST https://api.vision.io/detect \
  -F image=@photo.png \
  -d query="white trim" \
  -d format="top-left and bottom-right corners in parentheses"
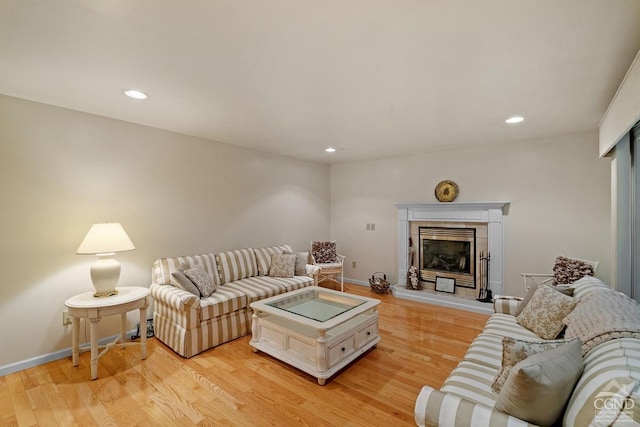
top-left (393, 285), bottom-right (494, 315)
top-left (0, 329), bottom-right (138, 376)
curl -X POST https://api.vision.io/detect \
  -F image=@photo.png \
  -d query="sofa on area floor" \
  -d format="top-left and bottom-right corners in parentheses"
top-left (415, 276), bottom-right (640, 427)
top-left (150, 245), bottom-right (318, 358)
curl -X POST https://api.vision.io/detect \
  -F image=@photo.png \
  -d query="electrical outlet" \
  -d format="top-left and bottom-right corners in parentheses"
top-left (62, 310), bottom-right (72, 326)
top-left (352, 261), bottom-right (357, 268)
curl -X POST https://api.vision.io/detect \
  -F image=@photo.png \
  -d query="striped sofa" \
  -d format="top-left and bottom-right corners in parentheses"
top-left (150, 245), bottom-right (318, 358)
top-left (415, 276), bottom-right (640, 426)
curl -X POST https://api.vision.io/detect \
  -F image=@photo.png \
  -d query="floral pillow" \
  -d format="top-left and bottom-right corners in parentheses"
top-left (516, 284), bottom-right (577, 339)
top-left (553, 256), bottom-right (595, 285)
top-left (184, 265), bottom-right (217, 297)
top-left (269, 253), bottom-right (296, 278)
top-left (311, 241), bottom-right (337, 263)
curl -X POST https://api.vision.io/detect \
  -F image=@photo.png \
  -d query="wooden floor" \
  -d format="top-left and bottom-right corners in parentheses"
top-left (0, 283), bottom-right (488, 426)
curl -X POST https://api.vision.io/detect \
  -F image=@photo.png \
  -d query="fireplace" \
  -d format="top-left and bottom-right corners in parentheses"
top-left (419, 227), bottom-right (475, 288)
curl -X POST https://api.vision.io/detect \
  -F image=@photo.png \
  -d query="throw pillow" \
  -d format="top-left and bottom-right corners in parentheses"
top-left (269, 253), bottom-right (296, 278)
top-left (516, 284), bottom-right (577, 339)
top-left (494, 339), bottom-right (584, 427)
top-left (553, 256), bottom-right (595, 285)
top-left (491, 337), bottom-right (577, 394)
top-left (184, 265), bottom-right (217, 297)
top-left (171, 270), bottom-right (201, 297)
top-left (285, 251), bottom-right (309, 276)
top-left (514, 282), bottom-right (575, 316)
top-left (311, 241), bottom-right (337, 263)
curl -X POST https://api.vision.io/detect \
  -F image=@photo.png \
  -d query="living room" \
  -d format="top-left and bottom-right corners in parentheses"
top-left (1, 1), bottom-right (640, 425)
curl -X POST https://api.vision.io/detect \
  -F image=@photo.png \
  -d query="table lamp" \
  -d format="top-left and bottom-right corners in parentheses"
top-left (76, 222), bottom-right (135, 297)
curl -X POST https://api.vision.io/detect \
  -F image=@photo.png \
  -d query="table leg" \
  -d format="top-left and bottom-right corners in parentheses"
top-left (90, 318), bottom-right (99, 380)
top-left (71, 317), bottom-right (79, 367)
top-left (120, 312), bottom-right (127, 348)
top-left (140, 306), bottom-right (147, 360)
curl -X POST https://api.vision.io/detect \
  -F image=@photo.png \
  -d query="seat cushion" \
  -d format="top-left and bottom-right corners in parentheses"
top-left (483, 314), bottom-right (543, 340)
top-left (223, 275), bottom-right (313, 304)
top-left (199, 286), bottom-right (248, 320)
top-left (441, 360), bottom-right (499, 409)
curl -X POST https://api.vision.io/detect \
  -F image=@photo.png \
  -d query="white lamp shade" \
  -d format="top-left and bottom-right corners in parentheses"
top-left (76, 223), bottom-right (135, 255)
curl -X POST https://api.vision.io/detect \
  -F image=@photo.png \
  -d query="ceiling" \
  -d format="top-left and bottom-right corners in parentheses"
top-left (1, 1), bottom-right (640, 164)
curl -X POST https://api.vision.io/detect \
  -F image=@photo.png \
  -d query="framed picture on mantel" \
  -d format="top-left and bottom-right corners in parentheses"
top-left (435, 276), bottom-right (455, 293)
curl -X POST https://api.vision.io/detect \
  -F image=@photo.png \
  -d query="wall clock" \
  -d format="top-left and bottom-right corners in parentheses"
top-left (435, 180), bottom-right (459, 202)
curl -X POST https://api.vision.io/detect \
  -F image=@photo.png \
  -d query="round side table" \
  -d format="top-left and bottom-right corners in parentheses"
top-left (65, 286), bottom-right (151, 380)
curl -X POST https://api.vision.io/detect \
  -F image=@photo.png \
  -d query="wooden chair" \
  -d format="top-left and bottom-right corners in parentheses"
top-left (310, 241), bottom-right (345, 292)
top-left (521, 256), bottom-right (599, 291)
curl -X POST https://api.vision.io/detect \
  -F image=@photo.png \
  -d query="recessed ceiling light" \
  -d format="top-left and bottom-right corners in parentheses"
top-left (124, 90), bottom-right (147, 100)
top-left (505, 116), bottom-right (524, 124)
top-left (325, 147), bottom-right (336, 153)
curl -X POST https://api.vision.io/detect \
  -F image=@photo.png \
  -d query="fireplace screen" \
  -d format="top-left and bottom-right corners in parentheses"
top-left (419, 227), bottom-right (476, 288)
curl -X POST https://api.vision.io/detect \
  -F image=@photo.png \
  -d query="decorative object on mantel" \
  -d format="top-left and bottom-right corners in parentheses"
top-left (435, 276), bottom-right (455, 293)
top-left (369, 272), bottom-right (391, 294)
top-left (477, 251), bottom-right (492, 302)
top-left (407, 265), bottom-right (420, 290)
top-left (435, 180), bottom-right (459, 202)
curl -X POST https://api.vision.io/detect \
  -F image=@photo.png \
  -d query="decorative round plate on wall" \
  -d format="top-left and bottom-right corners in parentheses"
top-left (435, 180), bottom-right (459, 202)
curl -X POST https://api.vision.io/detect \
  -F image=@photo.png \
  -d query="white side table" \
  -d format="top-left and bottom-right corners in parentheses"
top-left (65, 286), bottom-right (151, 380)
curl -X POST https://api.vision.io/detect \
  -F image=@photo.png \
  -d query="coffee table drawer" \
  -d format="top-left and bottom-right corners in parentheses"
top-left (328, 334), bottom-right (356, 367)
top-left (357, 322), bottom-right (378, 346)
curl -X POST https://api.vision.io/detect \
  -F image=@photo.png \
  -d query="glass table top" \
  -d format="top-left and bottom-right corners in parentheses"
top-left (266, 289), bottom-right (365, 322)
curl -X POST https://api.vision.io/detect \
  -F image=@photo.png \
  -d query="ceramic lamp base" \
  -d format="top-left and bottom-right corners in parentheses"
top-left (90, 253), bottom-right (121, 297)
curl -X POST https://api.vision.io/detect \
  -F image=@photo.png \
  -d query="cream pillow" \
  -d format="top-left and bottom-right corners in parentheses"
top-left (514, 282), bottom-right (574, 316)
top-left (171, 270), bottom-right (201, 297)
top-left (495, 339), bottom-right (583, 427)
top-left (284, 250), bottom-right (309, 276)
top-left (516, 284), bottom-right (577, 339)
top-left (269, 253), bottom-right (296, 278)
top-left (492, 337), bottom-right (575, 394)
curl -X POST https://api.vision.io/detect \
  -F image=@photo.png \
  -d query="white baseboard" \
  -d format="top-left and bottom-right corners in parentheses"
top-left (344, 277), bottom-right (369, 287)
top-left (0, 329), bottom-right (138, 377)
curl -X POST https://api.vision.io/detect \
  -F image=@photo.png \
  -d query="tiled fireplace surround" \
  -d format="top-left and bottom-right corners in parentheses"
top-left (394, 202), bottom-right (509, 314)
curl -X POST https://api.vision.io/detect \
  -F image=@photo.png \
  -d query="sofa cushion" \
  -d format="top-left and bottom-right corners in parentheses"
top-left (269, 253), bottom-right (296, 278)
top-left (492, 337), bottom-right (577, 394)
top-left (198, 286), bottom-right (248, 320)
top-left (223, 275), bottom-right (313, 304)
top-left (483, 313), bottom-right (543, 341)
top-left (153, 253), bottom-right (221, 287)
top-left (516, 284), bottom-right (576, 339)
top-left (441, 360), bottom-right (499, 409)
top-left (216, 248), bottom-right (258, 284)
top-left (563, 338), bottom-right (640, 426)
top-left (184, 264), bottom-right (217, 298)
top-left (253, 245), bottom-right (292, 276)
top-left (495, 339), bottom-right (583, 427)
top-left (570, 275), bottom-right (610, 301)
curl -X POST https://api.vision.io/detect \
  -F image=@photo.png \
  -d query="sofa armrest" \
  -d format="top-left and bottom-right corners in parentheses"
top-left (305, 264), bottom-right (321, 286)
top-left (150, 283), bottom-right (200, 310)
top-left (415, 386), bottom-right (537, 427)
top-left (493, 295), bottom-right (523, 315)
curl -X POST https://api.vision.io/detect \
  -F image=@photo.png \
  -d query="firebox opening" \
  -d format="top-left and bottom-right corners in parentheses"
top-left (419, 226), bottom-right (476, 288)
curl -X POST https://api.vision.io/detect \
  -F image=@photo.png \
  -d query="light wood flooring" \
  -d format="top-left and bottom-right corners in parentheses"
top-left (0, 283), bottom-right (488, 426)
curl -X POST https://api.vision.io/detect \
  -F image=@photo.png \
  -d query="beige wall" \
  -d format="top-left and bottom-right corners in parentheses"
top-left (0, 95), bottom-right (330, 369)
top-left (330, 132), bottom-right (611, 296)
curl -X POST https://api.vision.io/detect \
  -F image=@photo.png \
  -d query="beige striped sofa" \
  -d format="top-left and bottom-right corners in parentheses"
top-left (415, 276), bottom-right (640, 426)
top-left (150, 245), bottom-right (318, 358)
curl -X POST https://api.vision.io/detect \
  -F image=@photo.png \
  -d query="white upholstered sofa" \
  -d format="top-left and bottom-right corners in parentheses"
top-left (150, 245), bottom-right (318, 358)
top-left (415, 276), bottom-right (640, 426)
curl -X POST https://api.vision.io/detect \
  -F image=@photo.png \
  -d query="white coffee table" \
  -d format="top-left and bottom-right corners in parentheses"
top-left (250, 286), bottom-right (380, 385)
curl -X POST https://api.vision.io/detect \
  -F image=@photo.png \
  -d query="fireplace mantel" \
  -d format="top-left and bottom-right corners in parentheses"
top-left (394, 202), bottom-right (509, 314)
